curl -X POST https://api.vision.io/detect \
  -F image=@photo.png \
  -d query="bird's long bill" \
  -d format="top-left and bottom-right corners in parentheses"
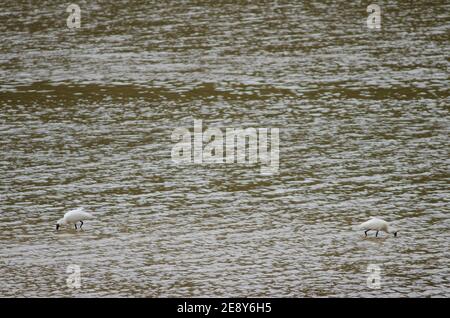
top-left (56, 224), bottom-right (60, 231)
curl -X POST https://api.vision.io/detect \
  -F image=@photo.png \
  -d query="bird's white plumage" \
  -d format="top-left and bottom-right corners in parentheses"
top-left (56, 207), bottom-right (93, 230)
top-left (63, 207), bottom-right (93, 223)
top-left (358, 217), bottom-right (389, 231)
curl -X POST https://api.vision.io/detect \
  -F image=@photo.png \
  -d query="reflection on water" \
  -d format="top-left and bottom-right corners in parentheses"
top-left (0, 1), bottom-right (449, 297)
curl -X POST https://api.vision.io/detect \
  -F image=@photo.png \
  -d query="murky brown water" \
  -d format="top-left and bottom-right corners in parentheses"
top-left (0, 1), bottom-right (449, 297)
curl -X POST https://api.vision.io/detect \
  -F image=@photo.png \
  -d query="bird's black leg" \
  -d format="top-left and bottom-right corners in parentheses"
top-left (376, 231), bottom-right (379, 237)
top-left (80, 221), bottom-right (83, 229)
top-left (74, 223), bottom-right (77, 230)
top-left (365, 230), bottom-right (369, 237)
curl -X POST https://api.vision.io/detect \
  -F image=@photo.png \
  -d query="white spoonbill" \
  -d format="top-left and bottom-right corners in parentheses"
top-left (358, 217), bottom-right (398, 237)
top-left (56, 207), bottom-right (94, 231)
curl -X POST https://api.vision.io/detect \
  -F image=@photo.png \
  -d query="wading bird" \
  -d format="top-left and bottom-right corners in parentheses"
top-left (358, 217), bottom-right (398, 237)
top-left (56, 207), bottom-right (94, 231)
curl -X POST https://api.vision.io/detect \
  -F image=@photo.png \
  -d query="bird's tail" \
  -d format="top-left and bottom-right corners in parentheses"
top-left (76, 207), bottom-right (94, 219)
top-left (83, 212), bottom-right (94, 219)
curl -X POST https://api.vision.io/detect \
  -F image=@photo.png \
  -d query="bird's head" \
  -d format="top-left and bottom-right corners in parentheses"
top-left (389, 227), bottom-right (398, 237)
top-left (56, 218), bottom-right (64, 231)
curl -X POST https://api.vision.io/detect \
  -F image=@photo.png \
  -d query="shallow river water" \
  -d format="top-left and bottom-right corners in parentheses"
top-left (0, 1), bottom-right (449, 297)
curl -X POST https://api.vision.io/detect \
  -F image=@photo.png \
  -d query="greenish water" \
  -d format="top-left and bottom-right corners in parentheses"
top-left (0, 1), bottom-right (449, 297)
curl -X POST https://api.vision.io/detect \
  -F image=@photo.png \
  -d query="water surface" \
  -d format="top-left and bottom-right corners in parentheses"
top-left (0, 0), bottom-right (449, 297)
